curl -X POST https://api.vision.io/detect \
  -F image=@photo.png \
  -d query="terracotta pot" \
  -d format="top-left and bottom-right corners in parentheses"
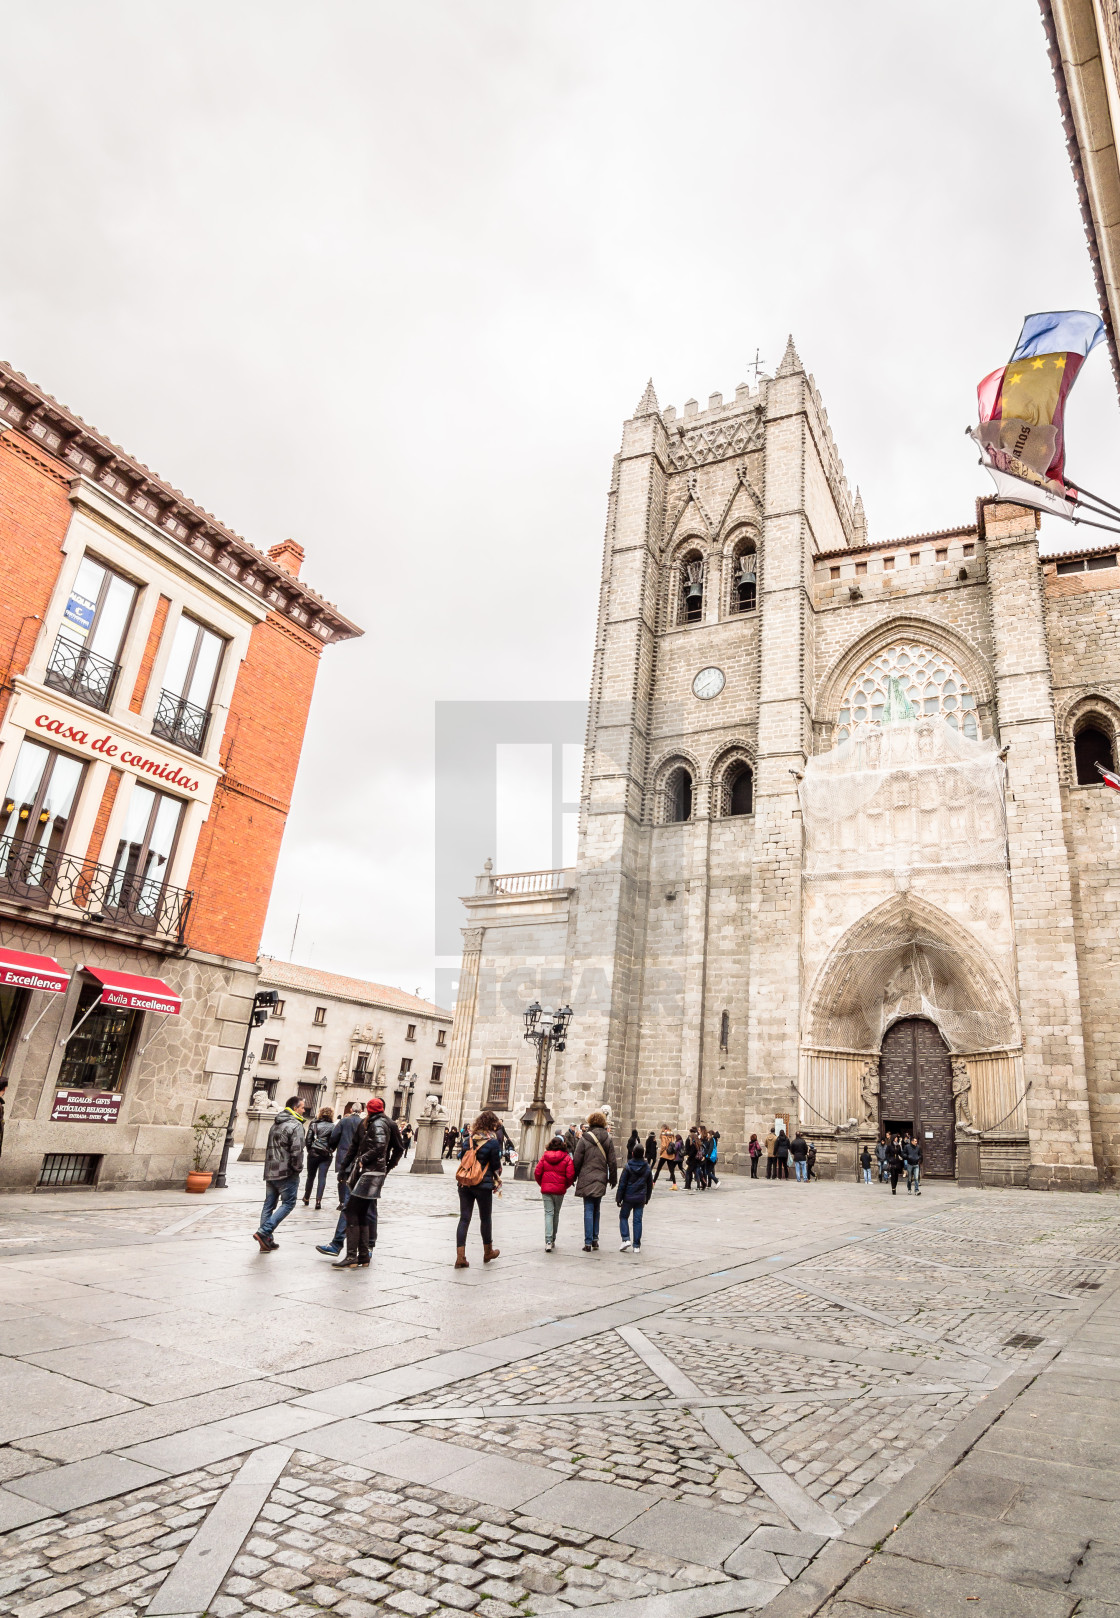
top-left (185, 1170), bottom-right (213, 1194)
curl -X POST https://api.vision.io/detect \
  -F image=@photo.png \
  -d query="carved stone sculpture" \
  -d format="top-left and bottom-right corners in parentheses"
top-left (951, 1057), bottom-right (976, 1131)
top-left (859, 1056), bottom-right (880, 1125)
top-left (249, 1088), bottom-right (277, 1112)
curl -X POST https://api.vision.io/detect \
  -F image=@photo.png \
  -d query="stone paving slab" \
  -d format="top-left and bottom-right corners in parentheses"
top-left (522, 1477), bottom-right (652, 1534)
top-left (6, 1453), bottom-right (167, 1511)
top-left (614, 1498), bottom-right (755, 1565)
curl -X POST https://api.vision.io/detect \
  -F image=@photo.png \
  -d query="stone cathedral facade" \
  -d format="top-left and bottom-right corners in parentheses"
top-left (445, 341), bottom-right (1120, 1190)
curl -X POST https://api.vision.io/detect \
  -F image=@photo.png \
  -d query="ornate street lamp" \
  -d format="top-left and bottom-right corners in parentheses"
top-left (513, 1000), bottom-right (573, 1180)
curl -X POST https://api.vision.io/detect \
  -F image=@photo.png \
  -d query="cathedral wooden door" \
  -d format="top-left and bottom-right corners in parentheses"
top-left (878, 1018), bottom-right (956, 1177)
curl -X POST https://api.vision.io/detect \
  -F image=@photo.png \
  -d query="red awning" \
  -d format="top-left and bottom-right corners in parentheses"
top-left (81, 967), bottom-right (181, 1015)
top-left (0, 948), bottom-right (69, 994)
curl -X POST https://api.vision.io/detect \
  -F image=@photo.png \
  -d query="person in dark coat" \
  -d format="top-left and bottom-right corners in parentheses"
top-left (302, 1107), bottom-right (335, 1208)
top-left (644, 1130), bottom-right (657, 1164)
top-left (887, 1134), bottom-right (904, 1195)
top-left (626, 1127), bottom-right (641, 1159)
top-left (616, 1142), bottom-right (653, 1252)
top-left (254, 1097), bottom-right (306, 1252)
top-left (904, 1135), bottom-right (923, 1195)
top-left (572, 1111), bottom-right (618, 1251)
top-left (455, 1109), bottom-right (504, 1267)
top-left (317, 1101), bottom-right (364, 1257)
top-left (333, 1096), bottom-right (403, 1268)
top-left (774, 1130), bottom-right (790, 1180)
top-left (791, 1131), bottom-right (809, 1183)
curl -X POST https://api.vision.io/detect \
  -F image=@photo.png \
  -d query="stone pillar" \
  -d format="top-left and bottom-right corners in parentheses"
top-left (238, 1106), bottom-right (273, 1163)
top-left (983, 500), bottom-right (1097, 1189)
top-left (745, 345), bottom-right (809, 1142)
top-left (559, 388), bottom-right (669, 1121)
top-left (444, 927), bottom-right (483, 1127)
top-left (410, 1107), bottom-right (448, 1174)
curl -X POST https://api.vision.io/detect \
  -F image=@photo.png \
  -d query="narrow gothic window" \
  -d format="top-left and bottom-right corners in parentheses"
top-left (732, 545), bottom-right (757, 613)
top-left (679, 555), bottom-right (704, 624)
top-left (1075, 722), bottom-right (1115, 784)
top-left (726, 764), bottom-right (754, 816)
top-left (664, 766), bottom-right (693, 822)
top-left (719, 1010), bottom-right (729, 1051)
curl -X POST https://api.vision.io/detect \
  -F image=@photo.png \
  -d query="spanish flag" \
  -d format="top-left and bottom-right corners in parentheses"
top-left (975, 309), bottom-right (1104, 487)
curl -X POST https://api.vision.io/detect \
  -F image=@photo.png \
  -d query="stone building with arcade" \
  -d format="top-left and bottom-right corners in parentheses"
top-left (446, 343), bottom-right (1120, 1190)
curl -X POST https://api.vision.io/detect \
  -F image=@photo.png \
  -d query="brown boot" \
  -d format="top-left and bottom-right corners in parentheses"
top-left (483, 1244), bottom-right (500, 1263)
top-left (455, 1246), bottom-right (469, 1269)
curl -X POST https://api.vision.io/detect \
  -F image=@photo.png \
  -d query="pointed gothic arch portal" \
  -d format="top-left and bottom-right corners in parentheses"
top-left (879, 1017), bottom-right (955, 1177)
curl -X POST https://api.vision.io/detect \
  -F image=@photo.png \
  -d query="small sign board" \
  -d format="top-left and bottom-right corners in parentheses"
top-left (51, 1090), bottom-right (123, 1123)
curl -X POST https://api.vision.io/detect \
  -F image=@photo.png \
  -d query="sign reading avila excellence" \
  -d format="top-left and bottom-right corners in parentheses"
top-left (52, 1090), bottom-right (124, 1123)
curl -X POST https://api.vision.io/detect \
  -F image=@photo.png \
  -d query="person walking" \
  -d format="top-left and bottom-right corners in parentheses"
top-left (904, 1135), bottom-right (923, 1195)
top-left (696, 1128), bottom-right (712, 1190)
top-left (708, 1130), bottom-right (720, 1185)
top-left (791, 1131), bottom-right (809, 1182)
top-left (254, 1096), bottom-right (307, 1252)
top-left (806, 1140), bottom-right (817, 1181)
top-left (860, 1143), bottom-right (872, 1184)
top-left (626, 1126), bottom-right (641, 1159)
top-left (458, 1123), bottom-right (470, 1158)
top-left (774, 1130), bottom-right (790, 1180)
top-left (748, 1133), bottom-right (762, 1178)
top-left (442, 1124), bottom-right (456, 1159)
top-left (534, 1134), bottom-right (575, 1250)
top-left (887, 1134), bottom-right (904, 1195)
top-left (764, 1127), bottom-right (778, 1180)
top-left (616, 1140), bottom-right (653, 1252)
top-left (573, 1110), bottom-right (617, 1251)
top-left (302, 1107), bottom-right (335, 1209)
top-left (684, 1128), bottom-right (701, 1192)
top-left (644, 1129), bottom-right (657, 1165)
top-left (454, 1109), bottom-right (504, 1267)
top-left (332, 1096), bottom-right (403, 1269)
top-left (316, 1101), bottom-right (365, 1258)
top-left (653, 1126), bottom-right (678, 1187)
top-left (563, 1122), bottom-right (581, 1154)
top-left (876, 1137), bottom-right (888, 1184)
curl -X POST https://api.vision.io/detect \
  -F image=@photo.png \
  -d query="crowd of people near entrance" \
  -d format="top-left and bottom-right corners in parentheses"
top-left (251, 1100), bottom-right (723, 1267)
top-left (251, 1098), bottom-right (926, 1272)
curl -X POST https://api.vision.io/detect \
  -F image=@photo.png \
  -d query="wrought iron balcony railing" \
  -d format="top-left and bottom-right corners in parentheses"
top-left (0, 836), bottom-right (193, 943)
top-left (151, 688), bottom-right (211, 755)
top-left (44, 633), bottom-right (122, 712)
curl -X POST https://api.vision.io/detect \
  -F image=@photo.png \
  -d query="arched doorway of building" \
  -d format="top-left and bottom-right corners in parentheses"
top-left (879, 1017), bottom-right (956, 1177)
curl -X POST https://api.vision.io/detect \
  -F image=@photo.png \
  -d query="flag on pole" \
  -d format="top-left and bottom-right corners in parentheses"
top-left (1095, 761), bottom-right (1120, 792)
top-left (971, 309), bottom-right (1105, 518)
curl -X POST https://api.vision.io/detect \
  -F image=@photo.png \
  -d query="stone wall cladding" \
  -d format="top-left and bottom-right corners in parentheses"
top-left (452, 359), bottom-right (1120, 1189)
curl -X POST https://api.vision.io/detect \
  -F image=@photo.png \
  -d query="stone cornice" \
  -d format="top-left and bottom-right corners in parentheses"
top-left (0, 361), bottom-right (362, 647)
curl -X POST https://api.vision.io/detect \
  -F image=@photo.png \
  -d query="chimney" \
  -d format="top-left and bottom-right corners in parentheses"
top-left (268, 539), bottom-right (305, 578)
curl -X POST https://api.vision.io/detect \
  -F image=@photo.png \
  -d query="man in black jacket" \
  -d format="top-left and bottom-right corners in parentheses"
top-left (790, 1132), bottom-right (809, 1183)
top-left (332, 1096), bottom-right (404, 1268)
top-left (317, 1101), bottom-right (384, 1257)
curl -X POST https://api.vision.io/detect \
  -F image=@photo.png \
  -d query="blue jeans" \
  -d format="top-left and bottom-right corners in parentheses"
top-left (862, 1166), bottom-right (871, 1182)
top-left (794, 1159), bottom-right (807, 1181)
top-left (583, 1197), bottom-right (601, 1244)
top-left (259, 1174), bottom-right (299, 1237)
top-left (619, 1201), bottom-right (644, 1246)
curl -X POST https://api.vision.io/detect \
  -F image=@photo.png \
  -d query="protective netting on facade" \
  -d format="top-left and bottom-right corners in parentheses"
top-left (800, 706), bottom-right (1018, 1054)
top-left (800, 705), bottom-right (1006, 880)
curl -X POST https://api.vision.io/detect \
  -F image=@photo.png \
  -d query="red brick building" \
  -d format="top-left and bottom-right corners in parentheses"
top-left (0, 361), bottom-right (360, 1189)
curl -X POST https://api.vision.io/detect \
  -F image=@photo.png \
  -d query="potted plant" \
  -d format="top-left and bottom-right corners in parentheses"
top-left (186, 1112), bottom-right (225, 1192)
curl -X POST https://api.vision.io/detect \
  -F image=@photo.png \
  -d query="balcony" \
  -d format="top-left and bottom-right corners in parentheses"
top-left (44, 634), bottom-right (122, 712)
top-left (151, 688), bottom-right (211, 755)
top-left (0, 836), bottom-right (193, 944)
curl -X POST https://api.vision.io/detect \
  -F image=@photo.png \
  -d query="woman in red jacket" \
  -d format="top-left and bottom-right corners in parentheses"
top-left (534, 1135), bottom-right (576, 1251)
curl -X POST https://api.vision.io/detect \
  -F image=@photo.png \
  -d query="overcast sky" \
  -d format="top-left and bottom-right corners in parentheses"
top-left (3, 1), bottom-right (1117, 999)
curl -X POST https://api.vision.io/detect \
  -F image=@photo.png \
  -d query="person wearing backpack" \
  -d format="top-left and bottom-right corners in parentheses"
top-left (454, 1109), bottom-right (504, 1268)
top-left (616, 1141), bottom-right (653, 1252)
top-left (573, 1110), bottom-right (617, 1251)
top-left (331, 1097), bottom-right (403, 1269)
top-left (534, 1135), bottom-right (576, 1250)
top-left (302, 1107), bottom-right (335, 1209)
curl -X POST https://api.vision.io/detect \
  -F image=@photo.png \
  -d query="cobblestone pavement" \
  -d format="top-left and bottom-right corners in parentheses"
top-left (2, 1170), bottom-right (1119, 1616)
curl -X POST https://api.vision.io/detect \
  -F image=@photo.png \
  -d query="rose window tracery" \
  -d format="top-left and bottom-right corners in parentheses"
top-left (836, 644), bottom-right (977, 744)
